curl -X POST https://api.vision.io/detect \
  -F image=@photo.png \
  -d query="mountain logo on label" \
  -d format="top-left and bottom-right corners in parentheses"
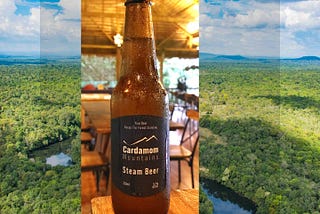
top-left (123, 135), bottom-right (158, 146)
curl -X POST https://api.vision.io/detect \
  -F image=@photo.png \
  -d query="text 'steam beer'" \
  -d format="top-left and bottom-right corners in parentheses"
top-left (111, 0), bottom-right (170, 213)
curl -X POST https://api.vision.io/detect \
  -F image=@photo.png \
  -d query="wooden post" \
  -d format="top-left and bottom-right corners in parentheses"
top-left (116, 47), bottom-right (121, 81)
top-left (159, 52), bottom-right (165, 84)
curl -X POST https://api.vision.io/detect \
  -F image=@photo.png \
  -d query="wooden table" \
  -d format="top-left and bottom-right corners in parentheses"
top-left (81, 93), bottom-right (111, 152)
top-left (81, 93), bottom-right (111, 130)
top-left (170, 91), bottom-right (199, 109)
top-left (170, 120), bottom-right (185, 131)
top-left (91, 189), bottom-right (199, 214)
top-left (81, 93), bottom-right (111, 101)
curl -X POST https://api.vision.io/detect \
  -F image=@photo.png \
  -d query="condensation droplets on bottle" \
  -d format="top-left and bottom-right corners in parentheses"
top-left (111, 1), bottom-right (170, 213)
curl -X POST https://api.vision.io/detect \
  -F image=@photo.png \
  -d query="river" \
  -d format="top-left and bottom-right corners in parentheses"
top-left (29, 138), bottom-right (74, 166)
top-left (201, 178), bottom-right (257, 214)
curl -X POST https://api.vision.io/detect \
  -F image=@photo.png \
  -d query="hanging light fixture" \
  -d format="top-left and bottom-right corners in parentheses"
top-left (113, 33), bottom-right (123, 47)
top-left (186, 21), bottom-right (199, 35)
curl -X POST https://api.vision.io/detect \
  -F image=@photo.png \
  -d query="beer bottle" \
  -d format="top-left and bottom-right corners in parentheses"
top-left (111, 0), bottom-right (170, 213)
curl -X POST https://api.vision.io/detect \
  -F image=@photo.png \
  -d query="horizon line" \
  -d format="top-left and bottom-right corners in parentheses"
top-left (199, 52), bottom-right (320, 59)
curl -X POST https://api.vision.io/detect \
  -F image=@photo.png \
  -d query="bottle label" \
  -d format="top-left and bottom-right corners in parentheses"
top-left (111, 115), bottom-right (168, 197)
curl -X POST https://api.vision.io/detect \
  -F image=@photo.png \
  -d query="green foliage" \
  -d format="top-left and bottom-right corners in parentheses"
top-left (200, 61), bottom-right (320, 213)
top-left (0, 63), bottom-right (81, 213)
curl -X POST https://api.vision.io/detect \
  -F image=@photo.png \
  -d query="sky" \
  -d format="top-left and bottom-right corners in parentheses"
top-left (200, 0), bottom-right (320, 58)
top-left (2, 0), bottom-right (319, 58)
top-left (0, 0), bottom-right (80, 56)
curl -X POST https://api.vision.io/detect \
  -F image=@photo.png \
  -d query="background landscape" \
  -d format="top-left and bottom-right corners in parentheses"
top-left (199, 55), bottom-right (320, 213)
top-left (0, 60), bottom-right (81, 212)
top-left (199, 0), bottom-right (319, 213)
top-left (0, 0), bottom-right (81, 213)
top-left (1, 0), bottom-right (320, 213)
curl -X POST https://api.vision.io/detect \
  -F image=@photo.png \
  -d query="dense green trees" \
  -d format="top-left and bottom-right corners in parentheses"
top-left (0, 63), bottom-right (81, 213)
top-left (199, 60), bottom-right (320, 213)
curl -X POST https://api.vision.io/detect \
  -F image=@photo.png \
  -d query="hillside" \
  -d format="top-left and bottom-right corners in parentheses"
top-left (295, 56), bottom-right (320, 61)
top-left (200, 52), bottom-right (248, 61)
top-left (200, 60), bottom-right (320, 213)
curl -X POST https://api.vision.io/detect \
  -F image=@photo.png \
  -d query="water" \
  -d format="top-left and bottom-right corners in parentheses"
top-left (46, 152), bottom-right (72, 166)
top-left (29, 138), bottom-right (73, 167)
top-left (201, 178), bottom-right (257, 214)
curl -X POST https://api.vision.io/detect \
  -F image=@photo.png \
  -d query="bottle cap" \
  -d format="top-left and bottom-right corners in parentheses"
top-left (125, 0), bottom-right (151, 6)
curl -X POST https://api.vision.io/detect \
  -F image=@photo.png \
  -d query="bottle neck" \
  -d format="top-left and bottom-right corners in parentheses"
top-left (120, 1), bottom-right (158, 78)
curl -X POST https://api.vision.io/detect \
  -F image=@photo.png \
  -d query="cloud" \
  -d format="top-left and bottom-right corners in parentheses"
top-left (58, 0), bottom-right (80, 19)
top-left (0, 0), bottom-right (80, 56)
top-left (0, 1), bottom-right (39, 37)
top-left (41, 0), bottom-right (81, 56)
top-left (281, 3), bottom-right (320, 30)
top-left (280, 0), bottom-right (320, 57)
top-left (200, 0), bottom-right (320, 58)
top-left (40, 1), bottom-right (81, 56)
top-left (200, 0), bottom-right (280, 57)
top-left (0, 0), bottom-right (40, 54)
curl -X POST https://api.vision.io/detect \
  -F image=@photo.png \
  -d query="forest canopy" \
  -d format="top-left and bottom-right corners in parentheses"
top-left (0, 63), bottom-right (81, 213)
top-left (199, 60), bottom-right (320, 213)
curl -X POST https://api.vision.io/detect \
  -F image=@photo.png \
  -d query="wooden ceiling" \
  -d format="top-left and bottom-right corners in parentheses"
top-left (81, 0), bottom-right (199, 58)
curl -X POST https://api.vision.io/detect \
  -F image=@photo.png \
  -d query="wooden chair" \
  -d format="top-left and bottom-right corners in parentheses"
top-left (81, 129), bottom-right (110, 192)
top-left (81, 129), bottom-right (111, 193)
top-left (81, 106), bottom-right (91, 131)
top-left (170, 109), bottom-right (199, 188)
top-left (81, 131), bottom-right (93, 143)
top-left (81, 94), bottom-right (111, 192)
top-left (81, 128), bottom-right (96, 150)
top-left (169, 103), bottom-right (186, 131)
top-left (81, 155), bottom-right (110, 192)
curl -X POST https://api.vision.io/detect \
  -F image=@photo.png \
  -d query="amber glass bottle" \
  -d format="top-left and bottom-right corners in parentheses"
top-left (111, 0), bottom-right (170, 213)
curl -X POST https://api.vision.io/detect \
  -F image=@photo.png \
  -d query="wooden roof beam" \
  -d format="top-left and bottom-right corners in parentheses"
top-left (157, 31), bottom-right (178, 49)
top-left (83, 11), bottom-right (191, 24)
top-left (164, 47), bottom-right (198, 52)
top-left (174, 2), bottom-right (197, 17)
top-left (82, 44), bottom-right (116, 49)
top-left (88, 17), bottom-right (115, 44)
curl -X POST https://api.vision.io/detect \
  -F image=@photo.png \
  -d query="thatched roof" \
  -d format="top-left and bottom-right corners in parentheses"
top-left (82, 0), bottom-right (199, 59)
